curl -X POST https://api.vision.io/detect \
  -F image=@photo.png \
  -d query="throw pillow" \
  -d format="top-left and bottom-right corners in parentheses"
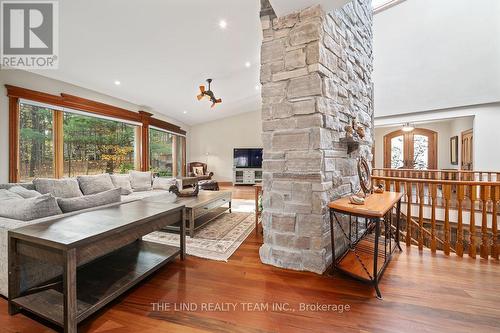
top-left (77, 174), bottom-right (115, 195)
top-left (110, 174), bottom-right (133, 195)
top-left (0, 194), bottom-right (62, 221)
top-left (57, 188), bottom-right (121, 213)
top-left (0, 189), bottom-right (23, 201)
top-left (129, 171), bottom-right (152, 190)
top-left (8, 186), bottom-right (41, 199)
top-left (152, 177), bottom-right (177, 190)
top-left (33, 178), bottom-right (83, 198)
top-left (193, 166), bottom-right (204, 176)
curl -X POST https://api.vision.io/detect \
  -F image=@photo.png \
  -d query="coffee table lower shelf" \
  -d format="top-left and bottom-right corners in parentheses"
top-left (11, 240), bottom-right (179, 327)
top-left (165, 206), bottom-right (229, 236)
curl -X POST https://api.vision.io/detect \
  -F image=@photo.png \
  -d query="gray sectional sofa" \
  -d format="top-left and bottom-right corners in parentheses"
top-left (0, 172), bottom-right (179, 297)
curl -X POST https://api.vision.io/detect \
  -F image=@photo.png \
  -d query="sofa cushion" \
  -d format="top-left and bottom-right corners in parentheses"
top-left (57, 188), bottom-right (121, 213)
top-left (77, 174), bottom-right (115, 195)
top-left (0, 194), bottom-right (62, 221)
top-left (0, 183), bottom-right (35, 191)
top-left (110, 174), bottom-right (133, 195)
top-left (129, 171), bottom-right (152, 191)
top-left (0, 189), bottom-right (23, 201)
top-left (33, 178), bottom-right (83, 198)
top-left (8, 186), bottom-right (41, 198)
top-left (152, 177), bottom-right (177, 190)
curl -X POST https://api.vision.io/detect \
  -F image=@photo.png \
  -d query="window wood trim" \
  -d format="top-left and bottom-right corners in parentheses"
top-left (5, 85), bottom-right (185, 135)
top-left (181, 137), bottom-right (186, 177)
top-left (8, 96), bottom-right (20, 182)
top-left (53, 110), bottom-right (64, 178)
top-left (139, 111), bottom-right (152, 171)
top-left (6, 85), bottom-right (186, 181)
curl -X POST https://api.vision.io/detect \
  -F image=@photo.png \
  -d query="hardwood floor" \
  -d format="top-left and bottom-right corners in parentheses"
top-left (2, 186), bottom-right (499, 333)
top-left (220, 184), bottom-right (255, 200)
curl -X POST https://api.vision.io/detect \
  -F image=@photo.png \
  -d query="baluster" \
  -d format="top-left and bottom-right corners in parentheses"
top-left (406, 181), bottom-right (412, 247)
top-left (456, 184), bottom-right (465, 257)
top-left (443, 184), bottom-right (451, 255)
top-left (385, 178), bottom-right (390, 191)
top-left (492, 186), bottom-right (499, 260)
top-left (418, 182), bottom-right (424, 250)
top-left (430, 183), bottom-right (437, 253)
top-left (469, 185), bottom-right (477, 258)
top-left (480, 186), bottom-right (490, 259)
top-left (395, 180), bottom-right (400, 193)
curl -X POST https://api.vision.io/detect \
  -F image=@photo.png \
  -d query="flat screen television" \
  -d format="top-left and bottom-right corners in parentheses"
top-left (233, 148), bottom-right (263, 168)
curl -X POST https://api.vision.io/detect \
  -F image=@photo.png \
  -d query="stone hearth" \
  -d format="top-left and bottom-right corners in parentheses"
top-left (259, 0), bottom-right (374, 273)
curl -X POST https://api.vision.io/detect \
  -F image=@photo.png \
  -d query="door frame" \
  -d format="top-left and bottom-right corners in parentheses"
top-left (461, 128), bottom-right (473, 170)
top-left (383, 128), bottom-right (438, 169)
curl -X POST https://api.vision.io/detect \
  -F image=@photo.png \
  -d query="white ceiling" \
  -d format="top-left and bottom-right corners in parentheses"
top-left (32, 0), bottom-right (351, 126)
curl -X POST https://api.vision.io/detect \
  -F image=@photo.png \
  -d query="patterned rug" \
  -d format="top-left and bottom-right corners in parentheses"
top-left (143, 200), bottom-right (256, 261)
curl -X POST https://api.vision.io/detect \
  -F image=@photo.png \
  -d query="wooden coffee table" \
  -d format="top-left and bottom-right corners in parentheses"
top-left (146, 191), bottom-right (232, 237)
top-left (8, 200), bottom-right (185, 333)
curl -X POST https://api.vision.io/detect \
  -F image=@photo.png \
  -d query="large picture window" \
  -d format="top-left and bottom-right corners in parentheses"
top-left (149, 127), bottom-right (185, 178)
top-left (18, 101), bottom-right (141, 182)
top-left (63, 112), bottom-right (138, 177)
top-left (19, 102), bottom-right (55, 180)
top-left (8, 86), bottom-right (187, 183)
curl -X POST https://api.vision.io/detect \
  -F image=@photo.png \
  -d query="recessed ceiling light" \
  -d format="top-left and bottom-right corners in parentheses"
top-left (255, 85), bottom-right (260, 90)
top-left (219, 20), bottom-right (227, 29)
top-left (114, 80), bottom-right (121, 86)
top-left (245, 61), bottom-right (251, 68)
top-left (183, 110), bottom-right (187, 114)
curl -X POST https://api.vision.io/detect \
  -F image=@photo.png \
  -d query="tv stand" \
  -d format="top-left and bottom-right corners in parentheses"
top-left (233, 168), bottom-right (262, 185)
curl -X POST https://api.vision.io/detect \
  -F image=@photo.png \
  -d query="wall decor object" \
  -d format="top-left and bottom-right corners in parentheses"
top-left (450, 136), bottom-right (458, 165)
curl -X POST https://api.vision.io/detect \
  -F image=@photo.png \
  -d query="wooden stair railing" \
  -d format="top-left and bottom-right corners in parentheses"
top-left (373, 174), bottom-right (499, 260)
top-left (397, 212), bottom-right (456, 253)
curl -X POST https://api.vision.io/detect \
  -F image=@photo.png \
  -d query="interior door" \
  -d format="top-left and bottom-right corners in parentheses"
top-left (461, 129), bottom-right (473, 170)
top-left (384, 128), bottom-right (437, 169)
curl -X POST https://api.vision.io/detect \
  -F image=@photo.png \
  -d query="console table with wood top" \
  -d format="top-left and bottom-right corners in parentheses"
top-left (328, 191), bottom-right (403, 299)
top-left (8, 200), bottom-right (185, 333)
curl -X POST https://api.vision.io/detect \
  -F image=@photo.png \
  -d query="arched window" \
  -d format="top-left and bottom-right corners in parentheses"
top-left (383, 128), bottom-right (437, 169)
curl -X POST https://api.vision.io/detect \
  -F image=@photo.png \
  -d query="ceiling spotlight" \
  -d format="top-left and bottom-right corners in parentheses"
top-left (245, 61), bottom-right (251, 68)
top-left (219, 20), bottom-right (227, 29)
top-left (402, 122), bottom-right (415, 132)
top-left (114, 80), bottom-right (121, 86)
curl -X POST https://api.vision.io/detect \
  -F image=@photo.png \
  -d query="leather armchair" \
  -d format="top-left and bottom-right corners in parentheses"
top-left (188, 162), bottom-right (214, 181)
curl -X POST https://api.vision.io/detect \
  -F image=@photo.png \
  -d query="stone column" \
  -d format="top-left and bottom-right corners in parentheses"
top-left (259, 0), bottom-right (373, 273)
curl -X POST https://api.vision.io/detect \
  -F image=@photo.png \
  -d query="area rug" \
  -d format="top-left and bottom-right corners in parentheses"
top-left (143, 199), bottom-right (257, 262)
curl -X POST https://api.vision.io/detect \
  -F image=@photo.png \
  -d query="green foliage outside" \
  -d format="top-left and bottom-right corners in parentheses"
top-left (63, 112), bottom-right (136, 176)
top-left (149, 128), bottom-right (174, 176)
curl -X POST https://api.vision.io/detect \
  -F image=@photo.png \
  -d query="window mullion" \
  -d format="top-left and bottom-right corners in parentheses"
top-left (53, 110), bottom-right (64, 179)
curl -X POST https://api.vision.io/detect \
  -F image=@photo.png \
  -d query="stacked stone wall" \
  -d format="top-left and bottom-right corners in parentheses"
top-left (259, 0), bottom-right (373, 273)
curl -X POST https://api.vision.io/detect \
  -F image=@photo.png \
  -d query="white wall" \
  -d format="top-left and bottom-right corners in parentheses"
top-left (0, 70), bottom-right (190, 183)
top-left (189, 111), bottom-right (262, 182)
top-left (374, 117), bottom-right (473, 170)
top-left (373, 0), bottom-right (500, 117)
